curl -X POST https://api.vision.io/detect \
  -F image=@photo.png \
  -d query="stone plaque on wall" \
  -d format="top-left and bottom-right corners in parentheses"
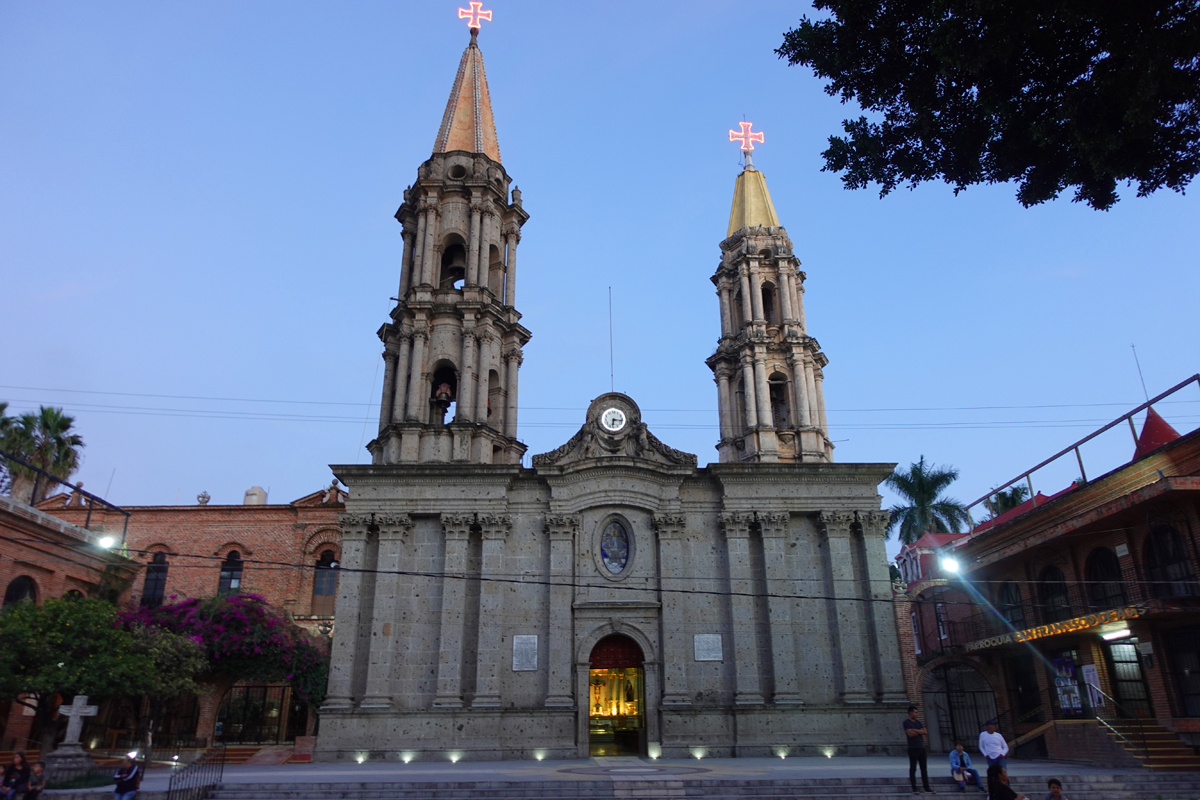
top-left (512, 635), bottom-right (538, 671)
top-left (694, 633), bottom-right (723, 662)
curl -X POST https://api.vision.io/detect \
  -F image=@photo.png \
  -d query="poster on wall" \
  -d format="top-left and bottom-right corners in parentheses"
top-left (1081, 663), bottom-right (1104, 708)
top-left (1054, 657), bottom-right (1084, 716)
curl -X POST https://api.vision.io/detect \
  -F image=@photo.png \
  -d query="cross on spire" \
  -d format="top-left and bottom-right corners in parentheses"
top-left (458, 2), bottom-right (493, 30)
top-left (729, 121), bottom-right (764, 152)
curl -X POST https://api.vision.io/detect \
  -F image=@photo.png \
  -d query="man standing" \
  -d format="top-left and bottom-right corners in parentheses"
top-left (905, 705), bottom-right (936, 794)
top-left (978, 720), bottom-right (1009, 769)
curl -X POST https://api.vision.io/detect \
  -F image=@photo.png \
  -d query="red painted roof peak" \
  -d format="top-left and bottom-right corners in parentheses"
top-left (1135, 406), bottom-right (1181, 460)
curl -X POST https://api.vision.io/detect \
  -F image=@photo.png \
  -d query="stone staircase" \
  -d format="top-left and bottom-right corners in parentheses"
top-left (208, 772), bottom-right (1200, 800)
top-left (1105, 720), bottom-right (1200, 771)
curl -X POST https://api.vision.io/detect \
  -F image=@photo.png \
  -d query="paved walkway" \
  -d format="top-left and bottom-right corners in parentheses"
top-left (125, 755), bottom-right (1153, 791)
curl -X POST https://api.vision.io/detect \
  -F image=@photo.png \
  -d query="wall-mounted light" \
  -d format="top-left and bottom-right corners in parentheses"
top-left (1101, 628), bottom-right (1132, 641)
top-left (99, 537), bottom-right (115, 549)
top-left (941, 557), bottom-right (959, 574)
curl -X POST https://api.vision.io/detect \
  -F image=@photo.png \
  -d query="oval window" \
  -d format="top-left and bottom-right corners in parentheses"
top-left (600, 521), bottom-right (630, 574)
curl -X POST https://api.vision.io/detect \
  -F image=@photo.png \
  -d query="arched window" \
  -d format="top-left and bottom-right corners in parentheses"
top-left (141, 552), bottom-right (169, 608)
top-left (3, 576), bottom-right (37, 607)
top-left (1038, 566), bottom-right (1072, 623)
top-left (768, 372), bottom-right (791, 428)
top-left (997, 581), bottom-right (1025, 629)
top-left (1145, 526), bottom-right (1199, 598)
top-left (311, 549), bottom-right (338, 616)
top-left (218, 551), bottom-right (243, 595)
top-left (1085, 548), bottom-right (1126, 610)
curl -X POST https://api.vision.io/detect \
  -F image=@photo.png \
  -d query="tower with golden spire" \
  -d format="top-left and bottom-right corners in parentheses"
top-left (706, 124), bottom-right (833, 463)
top-left (369, 12), bottom-right (529, 465)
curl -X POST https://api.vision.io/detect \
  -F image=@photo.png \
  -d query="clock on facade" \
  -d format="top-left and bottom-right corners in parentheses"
top-left (600, 407), bottom-right (627, 433)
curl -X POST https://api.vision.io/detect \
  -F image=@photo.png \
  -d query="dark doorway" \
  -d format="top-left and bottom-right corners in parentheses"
top-left (1106, 639), bottom-right (1153, 718)
top-left (216, 685), bottom-right (306, 745)
top-left (588, 635), bottom-right (645, 756)
top-left (922, 663), bottom-right (997, 752)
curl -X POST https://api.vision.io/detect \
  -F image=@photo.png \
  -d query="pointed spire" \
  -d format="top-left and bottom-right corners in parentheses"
top-left (1134, 407), bottom-right (1181, 460)
top-left (433, 30), bottom-right (502, 162)
top-left (727, 165), bottom-right (780, 236)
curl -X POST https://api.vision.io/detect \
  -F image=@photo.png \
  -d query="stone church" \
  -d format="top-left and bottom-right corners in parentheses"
top-left (317, 21), bottom-right (907, 762)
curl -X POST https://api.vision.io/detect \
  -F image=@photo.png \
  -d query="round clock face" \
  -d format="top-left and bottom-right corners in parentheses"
top-left (600, 407), bottom-right (627, 433)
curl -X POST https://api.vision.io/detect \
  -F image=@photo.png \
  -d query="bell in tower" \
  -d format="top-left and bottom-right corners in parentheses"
top-left (706, 123), bottom-right (833, 464)
top-left (368, 21), bottom-right (530, 466)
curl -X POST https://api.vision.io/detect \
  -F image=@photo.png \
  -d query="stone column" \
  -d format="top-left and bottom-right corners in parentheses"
top-left (717, 278), bottom-right (733, 336)
top-left (545, 514), bottom-right (579, 707)
top-left (721, 511), bottom-right (764, 704)
top-left (398, 228), bottom-right (416, 298)
top-left (819, 511), bottom-right (872, 704)
top-left (404, 329), bottom-right (428, 423)
top-left (778, 269), bottom-right (794, 322)
top-left (433, 513), bottom-right (474, 708)
top-left (479, 208), bottom-right (495, 293)
top-left (378, 348), bottom-right (398, 434)
top-left (655, 514), bottom-right (691, 706)
top-left (360, 513), bottom-right (413, 708)
top-left (753, 355), bottom-right (773, 427)
top-left (420, 206), bottom-right (438, 287)
top-left (467, 202), bottom-right (483, 286)
top-left (789, 349), bottom-right (811, 427)
top-left (504, 230), bottom-right (519, 307)
top-left (803, 359), bottom-right (819, 429)
top-left (738, 267), bottom-right (753, 325)
top-left (391, 333), bottom-right (412, 424)
top-left (323, 513), bottom-right (371, 709)
top-left (749, 267), bottom-right (765, 322)
top-left (411, 209), bottom-right (427, 290)
top-left (759, 512), bottom-right (801, 704)
top-left (473, 513), bottom-right (511, 707)
top-left (814, 365), bottom-right (829, 433)
top-left (459, 319), bottom-right (476, 422)
top-left (740, 355), bottom-right (759, 428)
top-left (716, 370), bottom-right (733, 440)
top-left (792, 271), bottom-right (807, 331)
top-left (504, 347), bottom-right (521, 439)
top-left (859, 511), bottom-right (909, 703)
top-left (475, 330), bottom-right (494, 425)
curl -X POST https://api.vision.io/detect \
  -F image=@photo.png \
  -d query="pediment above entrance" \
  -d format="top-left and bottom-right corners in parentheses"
top-left (532, 393), bottom-right (697, 471)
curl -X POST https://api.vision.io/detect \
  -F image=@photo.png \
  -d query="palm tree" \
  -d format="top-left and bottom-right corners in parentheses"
top-left (4, 406), bottom-right (85, 504)
top-left (884, 455), bottom-right (969, 544)
top-left (986, 485), bottom-right (1030, 517)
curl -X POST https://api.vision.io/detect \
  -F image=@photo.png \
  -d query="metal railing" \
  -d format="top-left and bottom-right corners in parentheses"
top-left (993, 682), bottom-right (1150, 764)
top-left (166, 743), bottom-right (225, 800)
top-left (0, 448), bottom-right (131, 542)
top-left (964, 374), bottom-right (1200, 528)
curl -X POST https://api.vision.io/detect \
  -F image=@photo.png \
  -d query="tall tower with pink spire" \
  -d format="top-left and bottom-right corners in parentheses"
top-left (369, 8), bottom-right (529, 466)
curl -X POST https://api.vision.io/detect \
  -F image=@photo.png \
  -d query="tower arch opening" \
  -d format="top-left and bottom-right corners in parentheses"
top-left (439, 237), bottom-right (467, 290)
top-left (588, 634), bottom-right (645, 756)
top-left (761, 281), bottom-right (777, 325)
top-left (488, 244), bottom-right (504, 298)
top-left (487, 368), bottom-right (503, 429)
top-left (430, 361), bottom-right (459, 425)
top-left (768, 371), bottom-right (791, 428)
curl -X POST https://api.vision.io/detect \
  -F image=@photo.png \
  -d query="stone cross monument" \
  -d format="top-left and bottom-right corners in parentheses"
top-left (44, 695), bottom-right (99, 781)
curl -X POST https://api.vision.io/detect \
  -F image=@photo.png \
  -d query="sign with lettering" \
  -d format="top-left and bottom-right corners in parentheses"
top-left (962, 606), bottom-right (1144, 652)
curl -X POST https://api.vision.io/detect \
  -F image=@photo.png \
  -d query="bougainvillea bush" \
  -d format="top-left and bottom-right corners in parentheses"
top-left (121, 593), bottom-right (327, 706)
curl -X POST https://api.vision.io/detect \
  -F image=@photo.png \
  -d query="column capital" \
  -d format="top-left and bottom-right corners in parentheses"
top-left (401, 225), bottom-right (417, 240)
top-left (503, 346), bottom-right (524, 366)
top-left (410, 328), bottom-right (429, 343)
top-left (546, 514), bottom-right (581, 540)
top-left (653, 514), bottom-right (687, 540)
top-left (818, 510), bottom-right (855, 536)
top-left (857, 510), bottom-right (890, 538)
top-left (441, 512), bottom-right (474, 540)
top-left (719, 511), bottom-right (754, 538)
top-left (376, 513), bottom-right (413, 538)
top-left (382, 347), bottom-right (400, 363)
top-left (479, 513), bottom-right (512, 540)
top-left (338, 512), bottom-right (372, 540)
top-left (470, 202), bottom-right (485, 215)
top-left (758, 511), bottom-right (790, 538)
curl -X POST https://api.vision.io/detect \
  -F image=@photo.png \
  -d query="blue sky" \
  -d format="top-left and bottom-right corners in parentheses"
top-left (2, 2), bottom-right (1197, 559)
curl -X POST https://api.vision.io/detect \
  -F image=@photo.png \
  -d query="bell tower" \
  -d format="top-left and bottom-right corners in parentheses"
top-left (369, 15), bottom-right (529, 466)
top-left (706, 123), bottom-right (832, 463)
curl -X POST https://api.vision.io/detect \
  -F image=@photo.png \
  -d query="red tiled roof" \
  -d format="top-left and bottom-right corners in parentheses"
top-left (1134, 406), bottom-right (1181, 460)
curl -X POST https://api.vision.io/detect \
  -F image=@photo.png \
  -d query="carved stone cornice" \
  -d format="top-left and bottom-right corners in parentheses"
top-left (758, 511), bottom-right (790, 538)
top-left (719, 511), bottom-right (754, 539)
top-left (857, 511), bottom-right (889, 538)
top-left (653, 514), bottom-right (687, 540)
top-left (545, 514), bottom-right (581, 541)
top-left (818, 510), bottom-right (855, 536)
top-left (479, 513), bottom-right (513, 541)
top-left (441, 512), bottom-right (474, 540)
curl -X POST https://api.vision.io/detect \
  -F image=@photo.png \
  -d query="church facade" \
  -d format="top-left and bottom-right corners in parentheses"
top-left (316, 21), bottom-right (907, 762)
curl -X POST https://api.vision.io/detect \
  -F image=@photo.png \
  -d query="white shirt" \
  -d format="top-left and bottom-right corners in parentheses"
top-left (978, 730), bottom-right (1009, 759)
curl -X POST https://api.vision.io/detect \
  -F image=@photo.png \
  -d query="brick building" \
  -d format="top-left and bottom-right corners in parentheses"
top-left (896, 376), bottom-right (1200, 769)
top-left (34, 481), bottom-right (346, 750)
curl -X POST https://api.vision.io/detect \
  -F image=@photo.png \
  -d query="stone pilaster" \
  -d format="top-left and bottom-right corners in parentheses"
top-left (467, 201), bottom-right (483, 286)
top-left (391, 333), bottom-right (412, 426)
top-left (504, 229), bottom-right (519, 306)
top-left (323, 513), bottom-right (371, 709)
top-left (504, 346), bottom-right (521, 440)
top-left (475, 330), bottom-right (494, 427)
top-left (404, 328), bottom-right (428, 423)
top-left (859, 511), bottom-right (909, 703)
top-left (399, 226), bottom-right (416, 297)
top-left (654, 514), bottom-right (690, 706)
top-left (378, 348), bottom-right (398, 434)
top-left (819, 510), bottom-right (872, 704)
top-left (472, 513), bottom-right (512, 707)
top-left (721, 511), bottom-right (764, 705)
top-left (459, 316), bottom-right (477, 422)
top-left (759, 511), bottom-right (801, 704)
top-left (544, 514), bottom-right (579, 707)
top-left (420, 203), bottom-right (438, 286)
top-left (433, 513), bottom-right (473, 708)
top-left (361, 513), bottom-right (413, 708)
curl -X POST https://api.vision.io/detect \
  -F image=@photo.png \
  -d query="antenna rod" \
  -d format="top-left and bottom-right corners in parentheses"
top-left (1132, 344), bottom-right (1150, 402)
top-left (608, 287), bottom-right (614, 392)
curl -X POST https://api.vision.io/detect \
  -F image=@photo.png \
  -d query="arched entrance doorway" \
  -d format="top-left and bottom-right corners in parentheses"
top-left (922, 663), bottom-right (997, 753)
top-left (588, 634), bottom-right (645, 756)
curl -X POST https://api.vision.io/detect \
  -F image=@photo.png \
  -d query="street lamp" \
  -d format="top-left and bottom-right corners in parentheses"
top-left (940, 557), bottom-right (960, 574)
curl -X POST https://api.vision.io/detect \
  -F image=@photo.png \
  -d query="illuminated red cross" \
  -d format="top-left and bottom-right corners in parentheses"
top-left (458, 2), bottom-right (493, 29)
top-left (729, 121), bottom-right (764, 151)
